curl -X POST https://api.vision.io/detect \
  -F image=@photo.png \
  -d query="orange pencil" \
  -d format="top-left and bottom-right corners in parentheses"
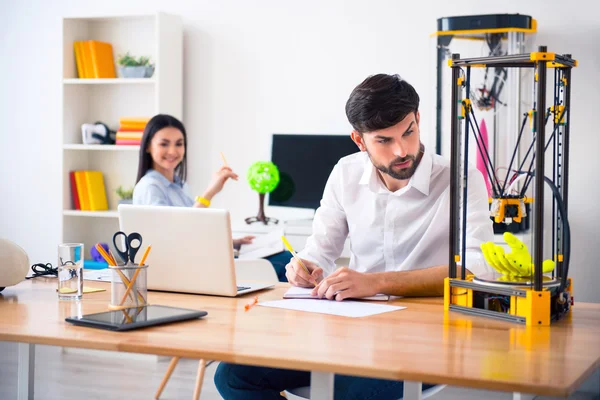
top-left (139, 245), bottom-right (152, 265)
top-left (220, 152), bottom-right (229, 167)
top-left (108, 249), bottom-right (118, 266)
top-left (244, 296), bottom-right (259, 311)
top-left (119, 245), bottom-right (151, 306)
top-left (95, 243), bottom-right (115, 266)
top-left (120, 267), bottom-right (142, 305)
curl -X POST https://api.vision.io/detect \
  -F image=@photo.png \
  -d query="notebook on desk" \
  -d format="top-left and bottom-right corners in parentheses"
top-left (283, 286), bottom-right (390, 301)
top-left (118, 205), bottom-right (274, 297)
top-left (238, 229), bottom-right (285, 259)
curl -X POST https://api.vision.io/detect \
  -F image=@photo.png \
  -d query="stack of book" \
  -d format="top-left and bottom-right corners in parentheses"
top-left (69, 171), bottom-right (109, 211)
top-left (73, 41), bottom-right (116, 79)
top-left (116, 117), bottom-right (150, 146)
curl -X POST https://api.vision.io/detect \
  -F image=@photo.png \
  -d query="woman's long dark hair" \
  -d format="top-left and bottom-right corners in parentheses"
top-left (136, 114), bottom-right (188, 183)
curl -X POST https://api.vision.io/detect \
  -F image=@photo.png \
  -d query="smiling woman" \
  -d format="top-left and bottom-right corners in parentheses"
top-left (133, 114), bottom-right (238, 209)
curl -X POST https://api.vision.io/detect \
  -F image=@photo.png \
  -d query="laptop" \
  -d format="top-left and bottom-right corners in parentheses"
top-left (118, 204), bottom-right (275, 297)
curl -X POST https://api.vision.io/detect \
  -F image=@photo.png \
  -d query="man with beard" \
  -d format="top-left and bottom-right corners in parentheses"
top-left (214, 74), bottom-right (494, 400)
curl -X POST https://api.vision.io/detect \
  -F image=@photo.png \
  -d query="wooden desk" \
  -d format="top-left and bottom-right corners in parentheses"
top-left (1, 278), bottom-right (599, 400)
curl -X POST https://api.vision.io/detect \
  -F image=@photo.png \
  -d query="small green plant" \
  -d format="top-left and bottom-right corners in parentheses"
top-left (116, 186), bottom-right (134, 200)
top-left (117, 52), bottom-right (153, 67)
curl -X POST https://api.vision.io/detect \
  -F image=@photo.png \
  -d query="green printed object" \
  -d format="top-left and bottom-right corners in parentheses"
top-left (481, 232), bottom-right (555, 277)
top-left (247, 161), bottom-right (280, 194)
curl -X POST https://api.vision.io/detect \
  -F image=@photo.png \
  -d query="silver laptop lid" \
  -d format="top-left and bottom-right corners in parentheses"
top-left (118, 204), bottom-right (238, 296)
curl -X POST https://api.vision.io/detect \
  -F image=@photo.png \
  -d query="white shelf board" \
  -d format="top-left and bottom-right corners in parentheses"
top-left (63, 144), bottom-right (140, 151)
top-left (63, 210), bottom-right (119, 218)
top-left (63, 14), bottom-right (155, 22)
top-left (63, 78), bottom-right (155, 85)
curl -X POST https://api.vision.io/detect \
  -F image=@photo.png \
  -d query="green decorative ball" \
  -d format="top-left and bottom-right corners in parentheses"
top-left (247, 161), bottom-right (280, 194)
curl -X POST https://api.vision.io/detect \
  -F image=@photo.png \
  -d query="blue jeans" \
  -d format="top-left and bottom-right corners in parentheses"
top-left (264, 251), bottom-right (292, 282)
top-left (214, 363), bottom-right (435, 400)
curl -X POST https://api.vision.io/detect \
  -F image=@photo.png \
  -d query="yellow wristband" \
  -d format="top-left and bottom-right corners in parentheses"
top-left (195, 196), bottom-right (211, 207)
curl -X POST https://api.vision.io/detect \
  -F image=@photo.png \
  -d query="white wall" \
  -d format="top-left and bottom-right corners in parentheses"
top-left (1, 0), bottom-right (598, 302)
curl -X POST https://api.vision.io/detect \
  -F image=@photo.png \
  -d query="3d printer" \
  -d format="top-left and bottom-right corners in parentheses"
top-left (443, 46), bottom-right (577, 326)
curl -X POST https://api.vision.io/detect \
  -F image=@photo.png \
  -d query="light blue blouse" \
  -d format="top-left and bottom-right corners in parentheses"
top-left (133, 169), bottom-right (194, 207)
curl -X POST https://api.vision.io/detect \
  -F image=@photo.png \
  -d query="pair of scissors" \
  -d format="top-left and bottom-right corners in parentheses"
top-left (112, 231), bottom-right (143, 265)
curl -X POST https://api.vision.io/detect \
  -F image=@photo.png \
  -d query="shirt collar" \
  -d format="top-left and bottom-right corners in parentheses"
top-left (358, 154), bottom-right (385, 193)
top-left (147, 169), bottom-right (183, 188)
top-left (358, 146), bottom-right (432, 196)
top-left (410, 146), bottom-right (432, 196)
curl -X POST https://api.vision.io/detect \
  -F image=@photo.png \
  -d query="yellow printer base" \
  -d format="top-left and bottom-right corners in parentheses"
top-left (444, 274), bottom-right (573, 326)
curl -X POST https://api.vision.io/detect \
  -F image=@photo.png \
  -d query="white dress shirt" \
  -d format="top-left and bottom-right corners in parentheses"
top-left (297, 147), bottom-right (494, 277)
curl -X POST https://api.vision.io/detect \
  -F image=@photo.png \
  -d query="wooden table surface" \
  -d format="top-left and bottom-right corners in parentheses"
top-left (1, 278), bottom-right (599, 397)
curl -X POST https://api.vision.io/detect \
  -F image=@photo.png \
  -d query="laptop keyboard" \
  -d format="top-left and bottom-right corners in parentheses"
top-left (237, 286), bottom-right (251, 291)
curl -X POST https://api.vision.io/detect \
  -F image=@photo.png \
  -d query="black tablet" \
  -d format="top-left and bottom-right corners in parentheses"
top-left (65, 305), bottom-right (207, 331)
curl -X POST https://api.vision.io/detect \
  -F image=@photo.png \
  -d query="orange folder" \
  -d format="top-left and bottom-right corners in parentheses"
top-left (84, 171), bottom-right (109, 211)
top-left (89, 41), bottom-right (116, 78)
top-left (74, 171), bottom-right (90, 210)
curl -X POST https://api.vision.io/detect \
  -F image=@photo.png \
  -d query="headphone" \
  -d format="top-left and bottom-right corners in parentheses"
top-left (81, 121), bottom-right (116, 145)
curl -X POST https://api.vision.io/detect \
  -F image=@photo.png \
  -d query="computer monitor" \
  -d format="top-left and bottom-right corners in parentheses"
top-left (269, 134), bottom-right (359, 210)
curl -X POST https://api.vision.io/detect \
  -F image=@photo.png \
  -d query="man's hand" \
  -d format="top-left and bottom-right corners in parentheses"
top-left (481, 232), bottom-right (555, 277)
top-left (285, 258), bottom-right (323, 288)
top-left (311, 267), bottom-right (378, 301)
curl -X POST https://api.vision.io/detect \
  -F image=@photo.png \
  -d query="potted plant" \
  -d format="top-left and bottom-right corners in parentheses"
top-left (116, 186), bottom-right (134, 205)
top-left (117, 52), bottom-right (155, 78)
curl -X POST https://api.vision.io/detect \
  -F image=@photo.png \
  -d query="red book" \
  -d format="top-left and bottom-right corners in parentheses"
top-left (69, 171), bottom-right (81, 210)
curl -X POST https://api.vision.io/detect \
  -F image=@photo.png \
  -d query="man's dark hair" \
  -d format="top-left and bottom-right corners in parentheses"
top-left (345, 74), bottom-right (420, 134)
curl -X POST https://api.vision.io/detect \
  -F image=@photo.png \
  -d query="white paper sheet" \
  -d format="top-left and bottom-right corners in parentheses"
top-left (83, 269), bottom-right (112, 282)
top-left (283, 286), bottom-right (390, 301)
top-left (258, 299), bottom-right (405, 318)
top-left (238, 229), bottom-right (285, 259)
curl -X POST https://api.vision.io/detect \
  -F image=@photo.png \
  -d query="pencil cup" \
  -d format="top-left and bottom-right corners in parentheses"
top-left (57, 243), bottom-right (84, 300)
top-left (109, 264), bottom-right (148, 310)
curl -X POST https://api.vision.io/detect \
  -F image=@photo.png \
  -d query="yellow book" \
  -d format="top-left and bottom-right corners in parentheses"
top-left (89, 41), bottom-right (116, 78)
top-left (83, 171), bottom-right (108, 211)
top-left (73, 41), bottom-right (85, 78)
top-left (80, 41), bottom-right (94, 78)
top-left (119, 124), bottom-right (148, 131)
top-left (74, 171), bottom-right (90, 211)
top-left (119, 117), bottom-right (151, 125)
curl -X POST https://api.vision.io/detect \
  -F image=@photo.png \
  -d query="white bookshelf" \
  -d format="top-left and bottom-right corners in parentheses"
top-left (63, 144), bottom-right (140, 151)
top-left (61, 12), bottom-right (182, 258)
top-left (63, 78), bottom-right (156, 85)
top-left (63, 210), bottom-right (120, 218)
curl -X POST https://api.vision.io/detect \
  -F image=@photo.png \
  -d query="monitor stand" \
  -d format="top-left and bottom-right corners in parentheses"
top-left (245, 193), bottom-right (279, 225)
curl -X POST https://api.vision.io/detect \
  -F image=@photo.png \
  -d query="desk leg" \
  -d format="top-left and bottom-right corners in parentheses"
top-left (513, 393), bottom-right (535, 400)
top-left (403, 381), bottom-right (422, 400)
top-left (310, 371), bottom-right (334, 400)
top-left (17, 343), bottom-right (35, 400)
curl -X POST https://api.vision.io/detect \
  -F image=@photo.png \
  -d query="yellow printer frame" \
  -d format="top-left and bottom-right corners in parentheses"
top-left (443, 46), bottom-right (577, 326)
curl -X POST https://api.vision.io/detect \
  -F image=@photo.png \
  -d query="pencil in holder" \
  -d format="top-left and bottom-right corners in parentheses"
top-left (108, 264), bottom-right (148, 310)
